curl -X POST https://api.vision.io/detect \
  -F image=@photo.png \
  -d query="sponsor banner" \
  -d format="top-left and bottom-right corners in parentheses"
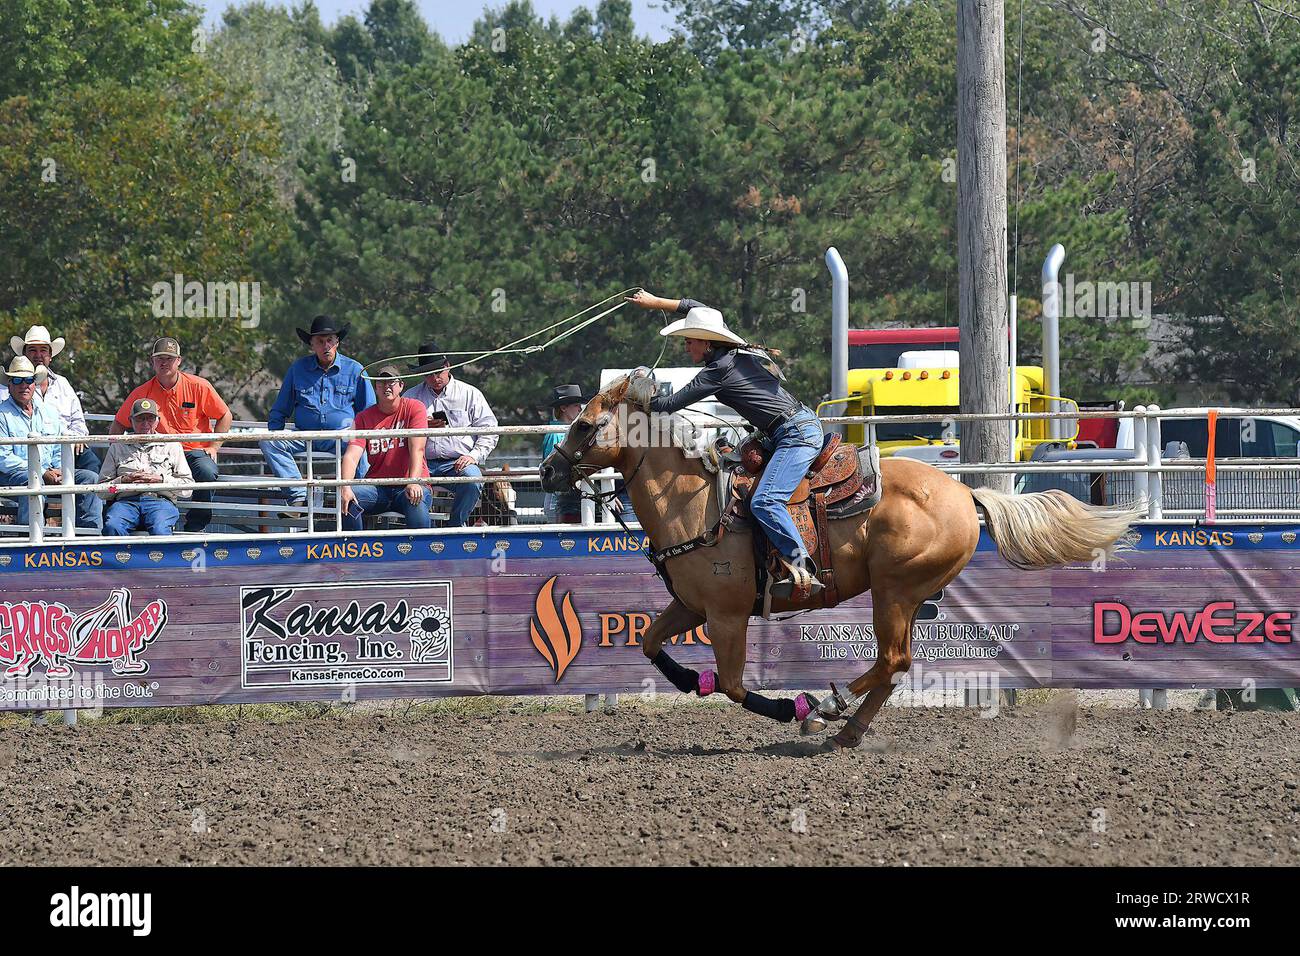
top-left (240, 582), bottom-right (453, 689)
top-left (3, 524), bottom-right (1298, 578)
top-left (0, 525), bottom-right (1297, 709)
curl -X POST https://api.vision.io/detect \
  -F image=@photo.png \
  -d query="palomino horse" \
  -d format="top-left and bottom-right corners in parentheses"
top-left (539, 375), bottom-right (1141, 749)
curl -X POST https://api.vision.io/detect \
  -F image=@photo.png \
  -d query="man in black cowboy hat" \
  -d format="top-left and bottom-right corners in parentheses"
top-left (405, 341), bottom-right (498, 527)
top-left (260, 315), bottom-right (376, 509)
top-left (541, 384), bottom-right (585, 524)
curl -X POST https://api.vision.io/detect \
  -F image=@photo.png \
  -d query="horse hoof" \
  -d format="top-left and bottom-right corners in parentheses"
top-left (801, 713), bottom-right (829, 736)
top-left (829, 729), bottom-right (863, 750)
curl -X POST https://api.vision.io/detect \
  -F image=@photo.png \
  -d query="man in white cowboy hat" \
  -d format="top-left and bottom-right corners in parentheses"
top-left (625, 291), bottom-right (825, 599)
top-left (0, 356), bottom-right (102, 531)
top-left (0, 325), bottom-right (99, 473)
top-left (260, 315), bottom-right (376, 511)
top-left (98, 398), bottom-right (193, 536)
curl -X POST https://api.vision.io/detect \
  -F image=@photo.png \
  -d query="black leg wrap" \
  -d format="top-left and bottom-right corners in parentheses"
top-left (742, 691), bottom-right (797, 723)
top-left (651, 650), bottom-right (700, 695)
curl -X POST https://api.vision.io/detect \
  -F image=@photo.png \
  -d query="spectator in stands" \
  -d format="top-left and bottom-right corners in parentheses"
top-left (1, 325), bottom-right (99, 473)
top-left (110, 337), bottom-right (231, 534)
top-left (0, 357), bottom-right (102, 531)
top-left (261, 315), bottom-right (375, 512)
top-left (338, 366), bottom-right (431, 531)
top-left (99, 398), bottom-right (193, 536)
top-left (406, 342), bottom-right (498, 528)
top-left (542, 383), bottom-right (585, 523)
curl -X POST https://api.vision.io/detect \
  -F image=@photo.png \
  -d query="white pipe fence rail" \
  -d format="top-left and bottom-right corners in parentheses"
top-left (2, 406), bottom-right (1297, 543)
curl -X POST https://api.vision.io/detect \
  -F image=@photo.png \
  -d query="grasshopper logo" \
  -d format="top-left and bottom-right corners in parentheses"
top-left (0, 589), bottom-right (166, 679)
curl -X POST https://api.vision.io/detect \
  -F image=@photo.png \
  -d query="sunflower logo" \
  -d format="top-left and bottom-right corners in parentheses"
top-left (408, 605), bottom-right (452, 662)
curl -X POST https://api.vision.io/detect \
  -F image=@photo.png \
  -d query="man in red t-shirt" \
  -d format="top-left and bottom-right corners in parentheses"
top-left (339, 366), bottom-right (431, 530)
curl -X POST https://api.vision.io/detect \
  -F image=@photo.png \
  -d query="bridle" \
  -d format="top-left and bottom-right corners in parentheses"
top-left (550, 407), bottom-right (649, 515)
top-left (550, 403), bottom-right (726, 577)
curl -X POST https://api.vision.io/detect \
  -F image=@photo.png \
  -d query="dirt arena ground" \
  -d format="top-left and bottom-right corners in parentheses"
top-left (2, 695), bottom-right (1296, 866)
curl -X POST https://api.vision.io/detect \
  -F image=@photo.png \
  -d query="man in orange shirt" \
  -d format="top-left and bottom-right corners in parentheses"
top-left (110, 337), bottom-right (232, 533)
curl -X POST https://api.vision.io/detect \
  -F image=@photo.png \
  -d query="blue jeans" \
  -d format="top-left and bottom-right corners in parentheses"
top-left (104, 495), bottom-right (179, 536)
top-left (0, 466), bottom-right (103, 530)
top-left (260, 434), bottom-right (367, 503)
top-left (749, 410), bottom-right (824, 561)
top-left (184, 449), bottom-right (219, 532)
top-left (428, 458), bottom-right (482, 527)
top-left (344, 484), bottom-right (432, 531)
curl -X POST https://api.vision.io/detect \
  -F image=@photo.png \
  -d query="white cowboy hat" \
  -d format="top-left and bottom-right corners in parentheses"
top-left (10, 325), bottom-right (65, 359)
top-left (1, 355), bottom-right (49, 384)
top-left (659, 307), bottom-right (747, 346)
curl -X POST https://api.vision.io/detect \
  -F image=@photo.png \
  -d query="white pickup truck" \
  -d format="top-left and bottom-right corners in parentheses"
top-left (1128, 408), bottom-right (1300, 458)
top-left (1023, 407), bottom-right (1300, 515)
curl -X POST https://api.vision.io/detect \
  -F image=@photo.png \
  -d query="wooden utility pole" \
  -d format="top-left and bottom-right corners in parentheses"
top-left (957, 0), bottom-right (1012, 492)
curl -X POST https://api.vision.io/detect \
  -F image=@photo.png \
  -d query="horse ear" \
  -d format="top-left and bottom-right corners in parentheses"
top-left (607, 377), bottom-right (631, 404)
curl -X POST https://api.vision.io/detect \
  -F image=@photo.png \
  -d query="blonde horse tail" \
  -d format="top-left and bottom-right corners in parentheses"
top-left (970, 487), bottom-right (1143, 571)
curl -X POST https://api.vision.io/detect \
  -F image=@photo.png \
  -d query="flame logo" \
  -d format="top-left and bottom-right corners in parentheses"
top-left (530, 575), bottom-right (582, 682)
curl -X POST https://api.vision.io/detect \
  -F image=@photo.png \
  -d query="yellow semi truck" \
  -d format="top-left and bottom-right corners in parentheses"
top-left (829, 351), bottom-right (1077, 463)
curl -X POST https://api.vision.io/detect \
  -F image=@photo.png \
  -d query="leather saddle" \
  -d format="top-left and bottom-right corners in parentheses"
top-left (713, 431), bottom-right (882, 609)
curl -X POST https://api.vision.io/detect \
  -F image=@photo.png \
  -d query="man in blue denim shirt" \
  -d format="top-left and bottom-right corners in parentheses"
top-left (260, 315), bottom-right (376, 508)
top-left (0, 356), bottom-right (102, 530)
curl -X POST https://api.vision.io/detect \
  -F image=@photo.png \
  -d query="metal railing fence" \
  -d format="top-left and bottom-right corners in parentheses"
top-left (1, 405), bottom-right (1297, 543)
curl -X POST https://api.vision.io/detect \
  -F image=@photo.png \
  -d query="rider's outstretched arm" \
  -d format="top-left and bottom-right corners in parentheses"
top-left (626, 291), bottom-right (709, 315)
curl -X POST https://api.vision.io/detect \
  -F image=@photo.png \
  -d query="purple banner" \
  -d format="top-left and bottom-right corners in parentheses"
top-left (0, 523), bottom-right (1297, 710)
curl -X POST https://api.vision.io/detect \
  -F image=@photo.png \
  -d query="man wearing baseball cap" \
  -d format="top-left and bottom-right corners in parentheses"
top-left (0, 356), bottom-right (102, 531)
top-left (338, 366), bottom-right (431, 531)
top-left (109, 337), bottom-right (232, 534)
top-left (98, 398), bottom-right (194, 536)
top-left (0, 324), bottom-right (99, 473)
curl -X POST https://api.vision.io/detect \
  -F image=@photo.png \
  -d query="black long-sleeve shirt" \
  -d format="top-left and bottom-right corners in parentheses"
top-left (648, 299), bottom-right (802, 433)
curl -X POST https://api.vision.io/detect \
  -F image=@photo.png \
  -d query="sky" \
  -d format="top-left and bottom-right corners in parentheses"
top-left (201, 0), bottom-right (679, 43)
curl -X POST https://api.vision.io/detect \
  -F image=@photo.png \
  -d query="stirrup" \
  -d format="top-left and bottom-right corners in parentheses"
top-left (769, 557), bottom-right (824, 600)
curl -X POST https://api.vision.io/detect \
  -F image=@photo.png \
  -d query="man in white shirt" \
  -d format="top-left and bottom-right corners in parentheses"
top-left (1, 325), bottom-right (98, 472)
top-left (404, 341), bottom-right (499, 527)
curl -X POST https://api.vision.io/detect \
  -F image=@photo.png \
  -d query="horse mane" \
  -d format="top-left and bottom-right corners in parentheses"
top-left (593, 375), bottom-right (705, 456)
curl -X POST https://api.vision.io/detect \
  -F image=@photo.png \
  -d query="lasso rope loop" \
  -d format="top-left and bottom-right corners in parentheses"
top-left (360, 287), bottom-right (643, 383)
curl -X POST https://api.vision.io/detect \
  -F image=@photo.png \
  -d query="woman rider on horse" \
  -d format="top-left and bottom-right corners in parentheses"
top-left (626, 290), bottom-right (825, 598)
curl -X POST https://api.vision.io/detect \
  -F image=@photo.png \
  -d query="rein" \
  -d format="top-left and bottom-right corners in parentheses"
top-left (562, 415), bottom-right (818, 623)
top-left (572, 438), bottom-right (729, 603)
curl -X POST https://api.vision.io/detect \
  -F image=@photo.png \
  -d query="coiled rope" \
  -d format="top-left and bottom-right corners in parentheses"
top-left (361, 287), bottom-right (644, 382)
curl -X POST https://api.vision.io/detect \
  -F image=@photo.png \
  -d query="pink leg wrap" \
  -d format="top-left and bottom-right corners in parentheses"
top-left (794, 693), bottom-right (815, 721)
top-left (697, 670), bottom-right (717, 697)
